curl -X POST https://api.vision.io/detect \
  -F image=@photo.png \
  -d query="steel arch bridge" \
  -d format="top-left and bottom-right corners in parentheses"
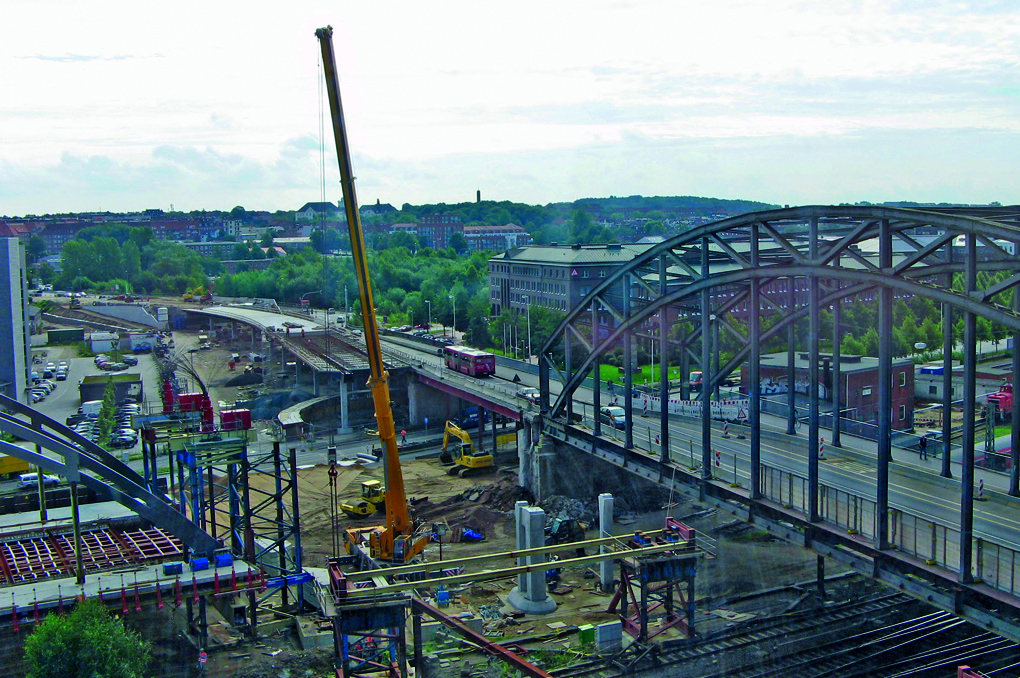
top-left (537, 205), bottom-right (1020, 588)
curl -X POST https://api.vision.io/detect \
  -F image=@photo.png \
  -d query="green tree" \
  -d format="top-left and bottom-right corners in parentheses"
top-left (98, 380), bottom-right (117, 443)
top-left (26, 235), bottom-right (46, 263)
top-left (24, 598), bottom-right (150, 678)
top-left (448, 231), bottom-right (468, 253)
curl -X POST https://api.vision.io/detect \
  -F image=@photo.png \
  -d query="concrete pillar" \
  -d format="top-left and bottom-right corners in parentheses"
top-left (508, 505), bottom-right (556, 614)
top-left (598, 493), bottom-right (614, 591)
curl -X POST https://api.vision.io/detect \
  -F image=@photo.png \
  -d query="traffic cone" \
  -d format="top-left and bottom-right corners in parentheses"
top-left (977, 478), bottom-right (987, 501)
top-left (819, 437), bottom-right (825, 460)
top-left (723, 422), bottom-right (730, 438)
top-left (714, 450), bottom-right (721, 468)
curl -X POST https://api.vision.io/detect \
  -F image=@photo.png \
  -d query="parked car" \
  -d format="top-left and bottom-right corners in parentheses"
top-left (108, 435), bottom-right (137, 449)
top-left (18, 473), bottom-right (60, 488)
top-left (110, 362), bottom-right (128, 371)
top-left (55, 371), bottom-right (67, 381)
top-left (122, 356), bottom-right (138, 366)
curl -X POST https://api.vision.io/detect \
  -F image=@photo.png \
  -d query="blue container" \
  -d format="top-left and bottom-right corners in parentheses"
top-left (163, 562), bottom-right (183, 576)
top-left (215, 554), bottom-right (233, 568)
top-left (190, 557), bottom-right (210, 572)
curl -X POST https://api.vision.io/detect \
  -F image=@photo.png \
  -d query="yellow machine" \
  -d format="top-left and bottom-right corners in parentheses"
top-left (318, 27), bottom-right (430, 564)
top-left (0, 454), bottom-right (30, 479)
top-left (440, 421), bottom-right (495, 477)
top-left (340, 480), bottom-right (386, 518)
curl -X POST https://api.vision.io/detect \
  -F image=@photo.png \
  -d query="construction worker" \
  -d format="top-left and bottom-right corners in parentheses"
top-left (919, 435), bottom-right (928, 460)
top-left (400, 429), bottom-right (407, 445)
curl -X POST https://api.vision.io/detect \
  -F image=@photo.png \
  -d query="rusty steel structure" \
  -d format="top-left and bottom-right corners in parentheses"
top-left (539, 205), bottom-right (1020, 638)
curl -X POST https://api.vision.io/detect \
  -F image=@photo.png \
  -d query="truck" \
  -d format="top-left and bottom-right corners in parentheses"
top-left (0, 454), bottom-right (30, 479)
top-left (79, 400), bottom-right (103, 417)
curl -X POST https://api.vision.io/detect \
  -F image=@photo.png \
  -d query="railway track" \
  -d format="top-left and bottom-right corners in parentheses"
top-left (557, 592), bottom-right (919, 677)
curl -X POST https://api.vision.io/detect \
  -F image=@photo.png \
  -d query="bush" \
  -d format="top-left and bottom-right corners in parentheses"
top-left (24, 599), bottom-right (150, 678)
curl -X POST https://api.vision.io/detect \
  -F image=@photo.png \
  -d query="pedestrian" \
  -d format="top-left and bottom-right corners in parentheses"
top-left (401, 429), bottom-right (407, 445)
top-left (919, 435), bottom-right (928, 460)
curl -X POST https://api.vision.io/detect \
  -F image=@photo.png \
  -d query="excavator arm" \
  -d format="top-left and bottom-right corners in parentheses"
top-left (316, 26), bottom-right (425, 563)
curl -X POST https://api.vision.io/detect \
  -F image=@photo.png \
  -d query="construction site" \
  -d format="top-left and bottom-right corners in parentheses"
top-left (6, 25), bottom-right (1020, 678)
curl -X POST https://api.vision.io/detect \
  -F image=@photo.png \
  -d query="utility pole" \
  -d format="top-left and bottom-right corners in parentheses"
top-left (523, 295), bottom-right (531, 363)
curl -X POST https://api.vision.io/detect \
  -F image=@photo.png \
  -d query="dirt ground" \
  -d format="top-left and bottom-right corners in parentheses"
top-left (149, 329), bottom-right (841, 677)
top-left (189, 454), bottom-right (838, 678)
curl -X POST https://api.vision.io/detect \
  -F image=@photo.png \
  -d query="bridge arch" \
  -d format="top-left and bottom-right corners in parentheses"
top-left (536, 205), bottom-right (1020, 587)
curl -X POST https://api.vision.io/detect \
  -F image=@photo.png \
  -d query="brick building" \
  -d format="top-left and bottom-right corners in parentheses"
top-left (741, 352), bottom-right (916, 429)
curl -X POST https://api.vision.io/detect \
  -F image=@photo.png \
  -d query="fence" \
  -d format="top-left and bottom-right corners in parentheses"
top-left (756, 462), bottom-right (1020, 597)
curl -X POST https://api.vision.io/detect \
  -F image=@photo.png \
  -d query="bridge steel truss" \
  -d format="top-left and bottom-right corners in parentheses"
top-left (538, 205), bottom-right (1020, 637)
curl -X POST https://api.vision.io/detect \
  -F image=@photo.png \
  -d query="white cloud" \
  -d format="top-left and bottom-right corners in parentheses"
top-left (2, 0), bottom-right (1020, 214)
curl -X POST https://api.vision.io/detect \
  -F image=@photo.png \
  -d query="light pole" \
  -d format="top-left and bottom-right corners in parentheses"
top-left (522, 295), bottom-right (531, 363)
top-left (426, 300), bottom-right (432, 330)
top-left (344, 285), bottom-right (348, 325)
top-left (301, 289), bottom-right (322, 315)
top-left (449, 295), bottom-right (456, 341)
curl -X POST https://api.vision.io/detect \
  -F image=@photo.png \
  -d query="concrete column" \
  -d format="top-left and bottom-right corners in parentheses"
top-left (598, 493), bottom-right (614, 591)
top-left (508, 505), bottom-right (556, 614)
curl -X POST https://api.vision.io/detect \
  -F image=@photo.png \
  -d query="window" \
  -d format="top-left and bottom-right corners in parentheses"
top-left (929, 385), bottom-right (938, 395)
top-left (862, 386), bottom-right (872, 397)
top-left (899, 372), bottom-right (906, 387)
top-left (898, 405), bottom-right (906, 421)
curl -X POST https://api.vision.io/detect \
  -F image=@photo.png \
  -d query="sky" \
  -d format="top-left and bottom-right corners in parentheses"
top-left (3, 0), bottom-right (1020, 217)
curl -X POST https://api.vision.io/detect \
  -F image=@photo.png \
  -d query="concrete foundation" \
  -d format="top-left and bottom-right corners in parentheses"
top-left (599, 493), bottom-right (614, 591)
top-left (507, 503), bottom-right (557, 614)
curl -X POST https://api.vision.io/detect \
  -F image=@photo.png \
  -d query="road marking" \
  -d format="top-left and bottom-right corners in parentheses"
top-left (824, 458), bottom-right (876, 475)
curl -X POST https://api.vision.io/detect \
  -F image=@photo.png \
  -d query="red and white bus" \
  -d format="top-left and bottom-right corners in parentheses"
top-left (444, 346), bottom-right (496, 377)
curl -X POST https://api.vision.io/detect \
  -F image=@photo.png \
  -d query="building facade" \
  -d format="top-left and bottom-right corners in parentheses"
top-left (488, 243), bottom-right (652, 316)
top-left (0, 239), bottom-right (31, 404)
top-left (464, 224), bottom-right (532, 252)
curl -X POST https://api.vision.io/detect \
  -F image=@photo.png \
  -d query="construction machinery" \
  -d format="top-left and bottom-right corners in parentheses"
top-left (440, 421), bottom-right (495, 477)
top-left (317, 26), bottom-right (430, 564)
top-left (340, 480), bottom-right (387, 518)
top-left (545, 518), bottom-right (588, 555)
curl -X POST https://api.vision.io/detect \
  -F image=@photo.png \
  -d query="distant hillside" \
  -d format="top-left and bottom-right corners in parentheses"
top-left (552, 195), bottom-right (780, 217)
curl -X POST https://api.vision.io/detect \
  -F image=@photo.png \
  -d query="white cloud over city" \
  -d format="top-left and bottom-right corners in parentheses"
top-left (2, 0), bottom-right (1019, 215)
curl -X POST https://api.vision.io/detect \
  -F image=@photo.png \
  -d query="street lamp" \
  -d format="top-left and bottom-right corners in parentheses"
top-left (449, 295), bottom-right (456, 340)
top-left (301, 289), bottom-right (322, 315)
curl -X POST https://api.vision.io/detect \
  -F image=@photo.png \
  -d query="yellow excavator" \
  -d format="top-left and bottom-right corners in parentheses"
top-left (317, 27), bottom-right (430, 564)
top-left (340, 480), bottom-right (387, 519)
top-left (440, 421), bottom-right (495, 477)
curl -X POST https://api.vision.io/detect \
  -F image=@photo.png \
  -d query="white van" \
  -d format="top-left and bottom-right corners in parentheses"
top-left (78, 400), bottom-right (103, 416)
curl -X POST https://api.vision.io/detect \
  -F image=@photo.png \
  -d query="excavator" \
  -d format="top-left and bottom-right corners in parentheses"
top-left (317, 27), bottom-right (430, 564)
top-left (440, 421), bottom-right (495, 477)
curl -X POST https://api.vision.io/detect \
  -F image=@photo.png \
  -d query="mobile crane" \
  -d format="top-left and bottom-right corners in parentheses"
top-left (317, 27), bottom-right (429, 564)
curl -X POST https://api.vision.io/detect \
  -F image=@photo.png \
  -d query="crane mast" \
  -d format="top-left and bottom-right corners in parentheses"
top-left (316, 26), bottom-right (419, 562)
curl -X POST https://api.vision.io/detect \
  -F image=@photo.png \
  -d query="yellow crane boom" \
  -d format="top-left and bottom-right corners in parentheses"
top-left (316, 26), bottom-right (423, 562)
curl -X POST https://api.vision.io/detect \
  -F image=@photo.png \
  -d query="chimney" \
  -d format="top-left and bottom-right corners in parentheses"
top-left (476, 190), bottom-right (481, 203)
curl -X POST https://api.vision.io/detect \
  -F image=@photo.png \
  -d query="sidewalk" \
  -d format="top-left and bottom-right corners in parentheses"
top-left (755, 409), bottom-right (1016, 498)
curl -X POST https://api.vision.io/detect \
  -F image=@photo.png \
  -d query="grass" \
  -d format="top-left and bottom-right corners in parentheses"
top-left (599, 363), bottom-right (685, 386)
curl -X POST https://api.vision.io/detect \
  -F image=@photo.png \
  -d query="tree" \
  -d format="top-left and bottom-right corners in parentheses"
top-left (448, 232), bottom-right (468, 253)
top-left (24, 599), bottom-right (150, 678)
top-left (26, 235), bottom-right (46, 263)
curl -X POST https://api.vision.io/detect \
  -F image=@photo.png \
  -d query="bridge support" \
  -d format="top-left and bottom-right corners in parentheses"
top-left (508, 504), bottom-right (557, 614)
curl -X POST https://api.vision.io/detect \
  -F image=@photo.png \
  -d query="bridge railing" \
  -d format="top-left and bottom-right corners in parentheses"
top-left (759, 462), bottom-right (1020, 596)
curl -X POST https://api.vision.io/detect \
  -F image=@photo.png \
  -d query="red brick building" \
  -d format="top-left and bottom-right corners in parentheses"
top-left (742, 352), bottom-right (915, 428)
